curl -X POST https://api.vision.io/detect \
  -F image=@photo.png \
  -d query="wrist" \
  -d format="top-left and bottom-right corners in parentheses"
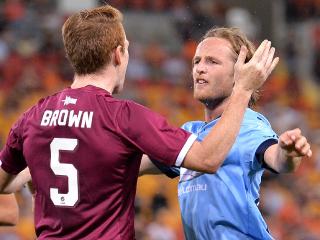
top-left (231, 87), bottom-right (253, 100)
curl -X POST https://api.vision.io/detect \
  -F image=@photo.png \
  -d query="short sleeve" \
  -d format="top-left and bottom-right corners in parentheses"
top-left (115, 101), bottom-right (196, 167)
top-left (149, 121), bottom-right (200, 178)
top-left (0, 117), bottom-right (27, 175)
top-left (243, 121), bottom-right (278, 172)
top-left (151, 158), bottom-right (180, 178)
top-left (255, 138), bottom-right (279, 173)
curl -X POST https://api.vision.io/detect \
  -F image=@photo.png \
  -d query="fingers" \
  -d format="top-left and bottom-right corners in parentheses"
top-left (249, 40), bottom-right (279, 80)
top-left (265, 47), bottom-right (275, 70)
top-left (257, 41), bottom-right (279, 77)
top-left (300, 143), bottom-right (312, 157)
top-left (286, 128), bottom-right (302, 138)
top-left (235, 46), bottom-right (248, 68)
top-left (294, 135), bottom-right (312, 157)
top-left (252, 40), bottom-right (279, 76)
top-left (259, 41), bottom-right (272, 66)
top-left (279, 128), bottom-right (312, 158)
top-left (295, 136), bottom-right (306, 149)
top-left (307, 149), bottom-right (312, 158)
top-left (251, 40), bottom-right (268, 62)
top-left (266, 57), bottom-right (279, 76)
top-left (279, 128), bottom-right (301, 146)
top-left (233, 40), bottom-right (278, 92)
top-left (279, 133), bottom-right (293, 147)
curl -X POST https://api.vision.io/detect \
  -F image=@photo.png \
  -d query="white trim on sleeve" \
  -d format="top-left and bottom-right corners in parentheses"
top-left (175, 134), bottom-right (197, 167)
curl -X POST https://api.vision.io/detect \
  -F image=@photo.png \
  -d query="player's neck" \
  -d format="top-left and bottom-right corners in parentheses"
top-left (203, 98), bottom-right (229, 122)
top-left (71, 67), bottom-right (118, 94)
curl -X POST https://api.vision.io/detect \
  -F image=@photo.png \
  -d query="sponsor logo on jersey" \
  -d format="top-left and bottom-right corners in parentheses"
top-left (62, 96), bottom-right (77, 106)
top-left (178, 183), bottom-right (207, 196)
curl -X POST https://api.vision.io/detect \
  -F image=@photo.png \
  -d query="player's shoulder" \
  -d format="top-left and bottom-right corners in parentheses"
top-left (119, 99), bottom-right (158, 115)
top-left (19, 88), bottom-right (71, 118)
top-left (240, 109), bottom-right (275, 137)
top-left (25, 90), bottom-right (64, 113)
top-left (243, 108), bottom-right (271, 127)
top-left (181, 121), bottom-right (204, 133)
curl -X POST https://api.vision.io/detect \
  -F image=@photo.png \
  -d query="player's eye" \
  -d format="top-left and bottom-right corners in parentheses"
top-left (206, 58), bottom-right (217, 64)
top-left (193, 58), bottom-right (200, 64)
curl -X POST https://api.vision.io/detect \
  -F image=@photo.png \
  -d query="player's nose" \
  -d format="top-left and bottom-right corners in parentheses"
top-left (195, 62), bottom-right (207, 74)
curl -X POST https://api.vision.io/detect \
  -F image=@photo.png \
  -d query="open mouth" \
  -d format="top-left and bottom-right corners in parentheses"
top-left (195, 79), bottom-right (208, 85)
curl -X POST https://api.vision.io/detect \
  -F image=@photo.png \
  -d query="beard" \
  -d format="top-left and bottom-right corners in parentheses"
top-left (198, 96), bottom-right (228, 110)
top-left (193, 85), bottom-right (231, 110)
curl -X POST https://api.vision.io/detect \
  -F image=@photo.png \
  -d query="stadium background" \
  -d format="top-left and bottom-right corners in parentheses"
top-left (0, 0), bottom-right (319, 239)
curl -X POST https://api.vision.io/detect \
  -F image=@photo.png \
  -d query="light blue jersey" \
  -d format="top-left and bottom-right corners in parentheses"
top-left (154, 109), bottom-right (278, 240)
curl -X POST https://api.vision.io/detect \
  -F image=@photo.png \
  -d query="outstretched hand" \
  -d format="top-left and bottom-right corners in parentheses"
top-left (279, 128), bottom-right (312, 158)
top-left (234, 40), bottom-right (279, 92)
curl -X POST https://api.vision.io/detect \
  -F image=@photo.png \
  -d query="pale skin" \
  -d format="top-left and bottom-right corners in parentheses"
top-left (1, 36), bottom-right (281, 196)
top-left (0, 194), bottom-right (18, 226)
top-left (140, 37), bottom-right (311, 175)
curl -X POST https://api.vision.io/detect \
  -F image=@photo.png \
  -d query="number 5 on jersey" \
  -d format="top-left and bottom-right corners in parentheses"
top-left (50, 138), bottom-right (79, 207)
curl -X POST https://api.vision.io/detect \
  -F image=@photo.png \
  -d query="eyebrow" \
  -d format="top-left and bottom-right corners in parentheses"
top-left (192, 56), bottom-right (221, 64)
top-left (206, 56), bottom-right (220, 63)
top-left (192, 56), bottom-right (199, 62)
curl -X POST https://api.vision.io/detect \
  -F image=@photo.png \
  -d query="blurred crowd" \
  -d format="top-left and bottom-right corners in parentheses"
top-left (0, 0), bottom-right (319, 239)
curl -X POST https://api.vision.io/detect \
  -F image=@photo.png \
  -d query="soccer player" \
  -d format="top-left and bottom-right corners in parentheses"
top-left (0, 6), bottom-right (278, 240)
top-left (140, 27), bottom-right (312, 240)
top-left (0, 194), bottom-right (18, 226)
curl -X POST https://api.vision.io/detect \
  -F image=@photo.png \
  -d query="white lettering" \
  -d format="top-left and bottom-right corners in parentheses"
top-left (178, 184), bottom-right (207, 196)
top-left (58, 110), bottom-right (68, 126)
top-left (41, 110), bottom-right (53, 126)
top-left (49, 110), bottom-right (59, 126)
top-left (81, 111), bottom-right (93, 128)
top-left (68, 111), bottom-right (83, 128)
top-left (40, 110), bottom-right (93, 128)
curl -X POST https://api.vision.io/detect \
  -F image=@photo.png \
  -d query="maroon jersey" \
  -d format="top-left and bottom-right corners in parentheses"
top-left (0, 85), bottom-right (196, 239)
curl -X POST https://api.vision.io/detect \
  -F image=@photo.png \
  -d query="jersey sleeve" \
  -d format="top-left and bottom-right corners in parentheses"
top-left (0, 116), bottom-right (27, 175)
top-left (255, 139), bottom-right (279, 173)
top-left (148, 122), bottom-right (197, 178)
top-left (244, 119), bottom-right (278, 172)
top-left (115, 101), bottom-right (197, 167)
top-left (150, 158), bottom-right (180, 178)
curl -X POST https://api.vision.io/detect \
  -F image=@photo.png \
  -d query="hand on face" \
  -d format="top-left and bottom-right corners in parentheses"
top-left (233, 40), bottom-right (279, 92)
top-left (279, 128), bottom-right (312, 158)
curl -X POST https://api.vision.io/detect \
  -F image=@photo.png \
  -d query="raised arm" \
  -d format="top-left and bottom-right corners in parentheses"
top-left (182, 40), bottom-right (279, 173)
top-left (263, 128), bottom-right (312, 173)
top-left (0, 194), bottom-right (19, 226)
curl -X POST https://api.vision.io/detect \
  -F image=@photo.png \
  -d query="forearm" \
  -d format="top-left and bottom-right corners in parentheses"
top-left (183, 88), bottom-right (252, 172)
top-left (139, 155), bottom-right (163, 176)
top-left (0, 194), bottom-right (19, 226)
top-left (0, 168), bottom-right (13, 193)
top-left (265, 144), bottom-right (302, 173)
top-left (3, 168), bottom-right (31, 193)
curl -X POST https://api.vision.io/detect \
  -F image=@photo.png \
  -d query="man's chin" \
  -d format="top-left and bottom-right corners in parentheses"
top-left (194, 94), bottom-right (211, 102)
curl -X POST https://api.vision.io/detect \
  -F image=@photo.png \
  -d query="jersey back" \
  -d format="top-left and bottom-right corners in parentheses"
top-left (1, 85), bottom-right (193, 239)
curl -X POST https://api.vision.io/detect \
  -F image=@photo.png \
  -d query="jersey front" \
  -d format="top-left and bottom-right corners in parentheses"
top-left (178, 109), bottom-right (278, 240)
top-left (0, 85), bottom-right (196, 239)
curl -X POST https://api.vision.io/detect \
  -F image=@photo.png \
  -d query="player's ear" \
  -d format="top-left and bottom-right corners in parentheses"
top-left (113, 45), bottom-right (122, 66)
